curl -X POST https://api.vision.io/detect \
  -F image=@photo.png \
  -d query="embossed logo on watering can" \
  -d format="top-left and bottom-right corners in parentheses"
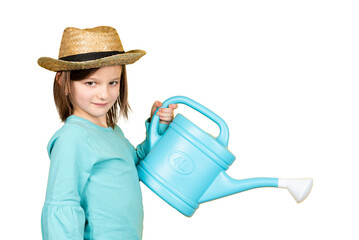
top-left (168, 151), bottom-right (195, 175)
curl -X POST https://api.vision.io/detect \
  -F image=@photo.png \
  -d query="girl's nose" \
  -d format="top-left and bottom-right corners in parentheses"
top-left (98, 86), bottom-right (110, 100)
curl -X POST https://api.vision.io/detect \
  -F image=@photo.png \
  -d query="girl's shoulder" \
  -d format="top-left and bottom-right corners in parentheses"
top-left (47, 120), bottom-right (91, 156)
top-left (113, 124), bottom-right (125, 136)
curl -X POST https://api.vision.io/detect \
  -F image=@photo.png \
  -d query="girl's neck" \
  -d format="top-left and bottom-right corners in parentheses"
top-left (72, 110), bottom-right (108, 128)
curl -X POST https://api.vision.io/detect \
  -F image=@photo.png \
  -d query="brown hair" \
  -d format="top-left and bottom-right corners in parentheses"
top-left (53, 65), bottom-right (131, 129)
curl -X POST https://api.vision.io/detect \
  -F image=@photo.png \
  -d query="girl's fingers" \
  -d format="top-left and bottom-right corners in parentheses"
top-left (157, 111), bottom-right (173, 117)
top-left (151, 101), bottom-right (163, 117)
top-left (152, 101), bottom-right (162, 110)
top-left (157, 111), bottom-right (174, 121)
top-left (151, 102), bottom-right (177, 122)
top-left (158, 107), bottom-right (175, 113)
top-left (156, 104), bottom-right (177, 113)
top-left (168, 104), bottom-right (178, 109)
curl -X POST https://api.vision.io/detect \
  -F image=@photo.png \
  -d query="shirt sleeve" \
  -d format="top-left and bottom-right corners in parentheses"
top-left (124, 118), bottom-right (169, 165)
top-left (41, 126), bottom-right (95, 240)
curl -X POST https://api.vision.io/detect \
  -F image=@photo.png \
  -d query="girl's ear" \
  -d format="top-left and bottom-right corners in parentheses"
top-left (55, 72), bottom-right (62, 86)
top-left (56, 72), bottom-right (69, 95)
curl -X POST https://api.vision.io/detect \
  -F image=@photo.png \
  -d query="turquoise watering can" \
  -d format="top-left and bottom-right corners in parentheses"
top-left (137, 96), bottom-right (313, 217)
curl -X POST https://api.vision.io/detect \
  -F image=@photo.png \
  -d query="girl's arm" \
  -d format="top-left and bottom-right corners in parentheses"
top-left (41, 127), bottom-right (95, 240)
top-left (124, 101), bottom-right (177, 165)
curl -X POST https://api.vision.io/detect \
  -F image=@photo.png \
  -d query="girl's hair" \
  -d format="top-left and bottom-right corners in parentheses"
top-left (53, 65), bottom-right (131, 129)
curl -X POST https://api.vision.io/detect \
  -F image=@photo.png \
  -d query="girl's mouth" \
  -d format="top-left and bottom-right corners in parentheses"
top-left (92, 103), bottom-right (108, 107)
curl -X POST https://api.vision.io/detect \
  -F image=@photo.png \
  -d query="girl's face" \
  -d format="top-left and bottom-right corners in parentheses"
top-left (71, 65), bottom-right (122, 127)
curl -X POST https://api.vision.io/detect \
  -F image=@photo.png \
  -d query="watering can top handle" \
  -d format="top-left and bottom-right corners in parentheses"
top-left (150, 96), bottom-right (230, 147)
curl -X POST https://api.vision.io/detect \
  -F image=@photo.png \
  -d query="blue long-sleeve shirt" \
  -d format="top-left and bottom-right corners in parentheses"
top-left (41, 115), bottom-right (168, 240)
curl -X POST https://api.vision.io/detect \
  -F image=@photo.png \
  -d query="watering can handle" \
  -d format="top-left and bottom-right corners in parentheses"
top-left (149, 96), bottom-right (230, 148)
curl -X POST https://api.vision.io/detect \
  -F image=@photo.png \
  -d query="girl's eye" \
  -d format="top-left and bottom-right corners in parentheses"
top-left (109, 81), bottom-right (119, 86)
top-left (85, 82), bottom-right (96, 86)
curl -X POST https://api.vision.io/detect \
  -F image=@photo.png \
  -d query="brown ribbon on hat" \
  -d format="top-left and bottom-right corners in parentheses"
top-left (59, 51), bottom-right (125, 62)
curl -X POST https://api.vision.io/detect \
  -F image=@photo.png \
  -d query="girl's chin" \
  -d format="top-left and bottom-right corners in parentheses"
top-left (90, 112), bottom-right (108, 118)
top-left (74, 106), bottom-right (112, 119)
top-left (81, 110), bottom-right (108, 119)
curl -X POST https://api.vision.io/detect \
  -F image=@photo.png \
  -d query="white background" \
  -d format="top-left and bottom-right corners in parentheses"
top-left (1, 0), bottom-right (358, 239)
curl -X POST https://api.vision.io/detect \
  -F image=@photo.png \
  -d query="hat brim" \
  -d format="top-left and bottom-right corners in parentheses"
top-left (38, 50), bottom-right (146, 72)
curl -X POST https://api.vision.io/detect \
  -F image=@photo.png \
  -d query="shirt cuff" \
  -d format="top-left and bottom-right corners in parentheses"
top-left (145, 118), bottom-right (170, 136)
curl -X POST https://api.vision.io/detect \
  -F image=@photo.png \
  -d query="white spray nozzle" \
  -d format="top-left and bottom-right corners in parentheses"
top-left (278, 178), bottom-right (313, 203)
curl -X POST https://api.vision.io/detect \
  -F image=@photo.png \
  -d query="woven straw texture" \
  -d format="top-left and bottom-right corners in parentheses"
top-left (38, 26), bottom-right (146, 72)
top-left (58, 26), bottom-right (124, 58)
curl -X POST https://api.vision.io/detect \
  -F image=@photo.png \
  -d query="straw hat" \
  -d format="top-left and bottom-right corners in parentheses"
top-left (38, 26), bottom-right (146, 72)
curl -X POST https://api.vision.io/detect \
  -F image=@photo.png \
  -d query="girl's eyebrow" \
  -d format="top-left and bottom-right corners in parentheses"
top-left (86, 77), bottom-right (98, 81)
top-left (86, 77), bottom-right (121, 81)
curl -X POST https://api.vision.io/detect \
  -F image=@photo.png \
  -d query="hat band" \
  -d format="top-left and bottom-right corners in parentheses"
top-left (59, 51), bottom-right (125, 62)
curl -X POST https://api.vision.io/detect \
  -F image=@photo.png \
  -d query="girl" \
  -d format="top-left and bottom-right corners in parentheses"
top-left (38, 26), bottom-right (177, 240)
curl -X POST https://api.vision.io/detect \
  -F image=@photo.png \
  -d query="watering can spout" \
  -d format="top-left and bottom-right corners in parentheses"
top-left (199, 172), bottom-right (313, 204)
top-left (278, 178), bottom-right (313, 203)
top-left (199, 171), bottom-right (278, 203)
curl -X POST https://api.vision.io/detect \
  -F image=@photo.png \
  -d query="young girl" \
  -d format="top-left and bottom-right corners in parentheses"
top-left (38, 26), bottom-right (177, 240)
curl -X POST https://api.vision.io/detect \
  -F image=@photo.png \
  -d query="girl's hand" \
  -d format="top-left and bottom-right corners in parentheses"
top-left (150, 101), bottom-right (178, 124)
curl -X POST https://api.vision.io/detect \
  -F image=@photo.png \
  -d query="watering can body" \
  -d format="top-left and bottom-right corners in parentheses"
top-left (137, 96), bottom-right (312, 217)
